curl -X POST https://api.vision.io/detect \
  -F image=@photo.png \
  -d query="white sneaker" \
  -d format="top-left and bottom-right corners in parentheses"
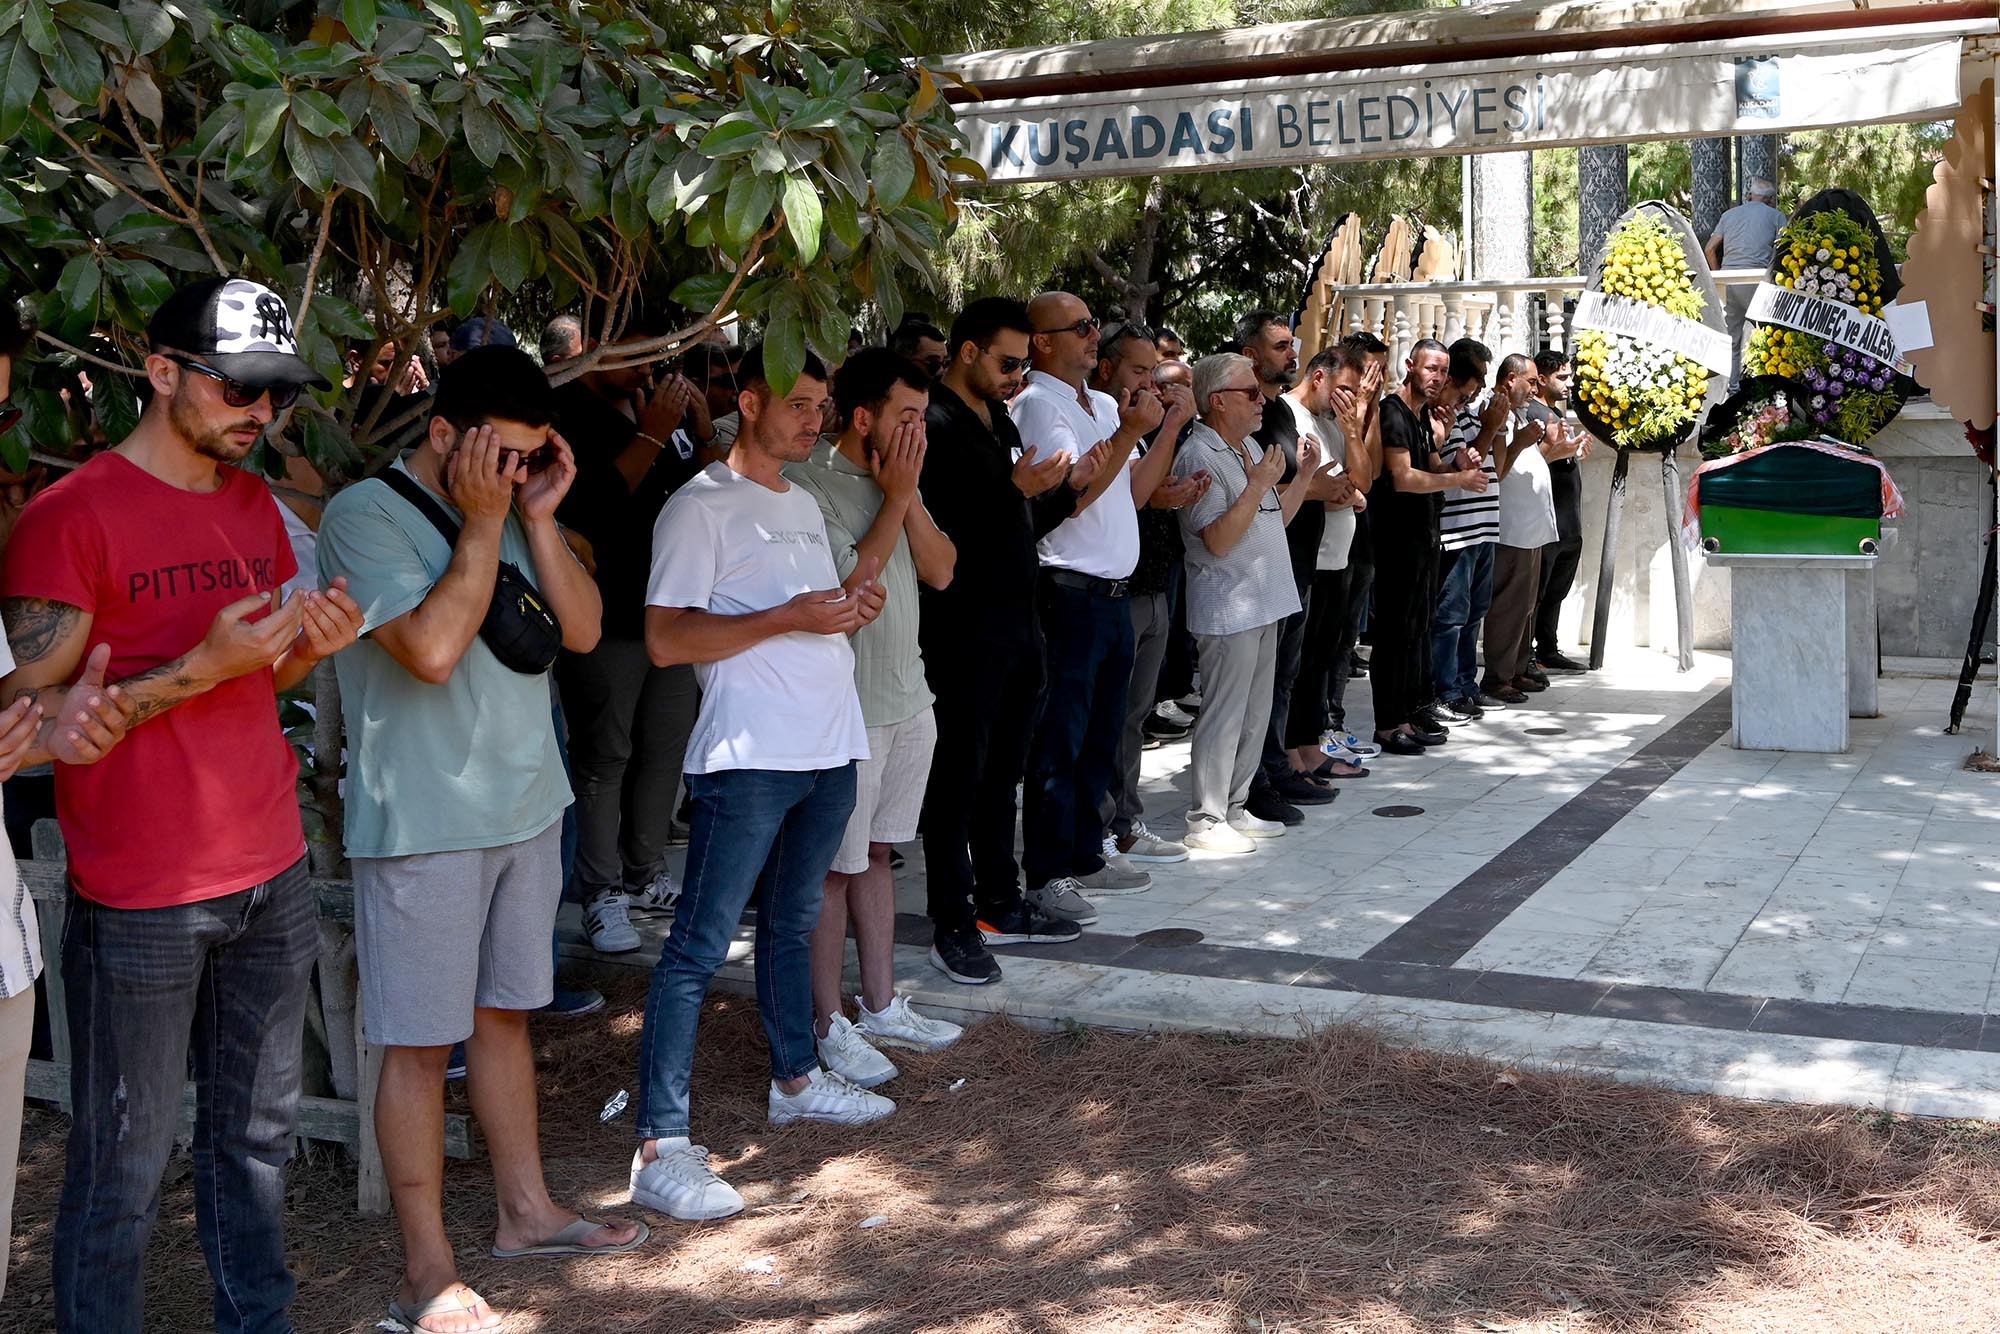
top-left (1177, 691), bottom-right (1203, 712)
top-left (816, 1014), bottom-right (899, 1089)
top-left (629, 1139), bottom-right (744, 1220)
top-left (855, 994), bottom-right (963, 1052)
top-left (1117, 822), bottom-right (1189, 864)
top-left (1183, 820), bottom-right (1257, 854)
top-left (768, 1066), bottom-right (896, 1126)
top-left (583, 891), bottom-right (642, 953)
top-left (1323, 730), bottom-right (1381, 759)
top-left (634, 866), bottom-right (679, 913)
top-left (1227, 810), bottom-right (1286, 839)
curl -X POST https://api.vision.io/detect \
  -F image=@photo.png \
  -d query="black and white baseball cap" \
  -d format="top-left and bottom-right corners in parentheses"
top-left (147, 277), bottom-right (332, 388)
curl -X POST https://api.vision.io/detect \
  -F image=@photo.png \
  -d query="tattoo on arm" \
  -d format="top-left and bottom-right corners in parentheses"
top-left (109, 654), bottom-right (198, 727)
top-left (1, 597), bottom-right (82, 665)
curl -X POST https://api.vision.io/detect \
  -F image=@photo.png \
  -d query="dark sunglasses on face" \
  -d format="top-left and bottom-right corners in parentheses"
top-left (1035, 317), bottom-right (1100, 339)
top-left (168, 354), bottom-right (300, 410)
top-left (993, 352), bottom-right (1032, 374)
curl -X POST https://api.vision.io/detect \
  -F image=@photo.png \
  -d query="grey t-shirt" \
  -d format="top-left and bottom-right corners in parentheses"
top-left (1714, 201), bottom-right (1788, 269)
top-left (318, 459), bottom-right (572, 859)
top-left (1173, 422), bottom-right (1302, 638)
top-left (783, 441), bottom-right (934, 728)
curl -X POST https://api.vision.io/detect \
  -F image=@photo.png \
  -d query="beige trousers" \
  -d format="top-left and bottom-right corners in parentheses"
top-left (0, 986), bottom-right (35, 1300)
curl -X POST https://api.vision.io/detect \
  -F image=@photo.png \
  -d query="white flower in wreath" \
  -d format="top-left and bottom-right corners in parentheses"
top-left (1816, 247), bottom-right (1831, 261)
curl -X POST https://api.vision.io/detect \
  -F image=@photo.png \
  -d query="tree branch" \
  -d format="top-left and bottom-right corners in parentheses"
top-left (547, 225), bottom-right (775, 385)
top-left (31, 108), bottom-right (189, 232)
top-left (112, 90), bottom-right (227, 273)
top-left (271, 188), bottom-right (343, 444)
top-left (33, 331), bottom-right (147, 378)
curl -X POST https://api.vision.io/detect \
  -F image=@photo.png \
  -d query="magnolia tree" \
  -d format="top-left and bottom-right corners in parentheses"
top-left (0, 0), bottom-right (974, 479)
top-left (0, 0), bottom-right (972, 867)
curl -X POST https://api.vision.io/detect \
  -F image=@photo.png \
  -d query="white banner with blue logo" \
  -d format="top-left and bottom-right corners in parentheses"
top-left (962, 32), bottom-right (1964, 184)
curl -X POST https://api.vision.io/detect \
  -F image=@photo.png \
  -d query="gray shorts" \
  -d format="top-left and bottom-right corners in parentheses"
top-left (352, 820), bottom-right (563, 1047)
top-left (832, 708), bottom-right (937, 875)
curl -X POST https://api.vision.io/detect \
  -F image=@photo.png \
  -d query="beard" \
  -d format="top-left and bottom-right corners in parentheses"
top-left (170, 390), bottom-right (262, 462)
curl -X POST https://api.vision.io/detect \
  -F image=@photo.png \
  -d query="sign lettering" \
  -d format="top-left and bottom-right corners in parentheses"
top-left (1745, 283), bottom-right (1899, 367)
top-left (1573, 291), bottom-right (1734, 376)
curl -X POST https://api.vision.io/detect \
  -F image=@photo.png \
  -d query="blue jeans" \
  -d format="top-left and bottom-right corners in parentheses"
top-left (1023, 578), bottom-right (1134, 890)
top-left (55, 859), bottom-right (317, 1334)
top-left (635, 764), bottom-right (856, 1141)
top-left (1430, 542), bottom-right (1494, 703)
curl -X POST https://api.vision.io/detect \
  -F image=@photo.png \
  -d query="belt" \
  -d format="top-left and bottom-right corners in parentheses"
top-left (1045, 569), bottom-right (1130, 598)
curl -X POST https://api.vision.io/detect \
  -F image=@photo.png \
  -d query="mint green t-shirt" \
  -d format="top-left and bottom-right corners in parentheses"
top-left (317, 460), bottom-right (571, 859)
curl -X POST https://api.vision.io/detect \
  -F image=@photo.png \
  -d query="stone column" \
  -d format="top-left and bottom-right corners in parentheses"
top-left (1578, 144), bottom-right (1628, 273)
top-left (1471, 151), bottom-right (1534, 281)
top-left (1737, 134), bottom-right (1781, 199)
top-left (1691, 137), bottom-right (1732, 242)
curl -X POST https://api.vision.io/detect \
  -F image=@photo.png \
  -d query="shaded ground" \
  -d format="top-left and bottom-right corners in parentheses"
top-left (9, 977), bottom-right (2000, 1332)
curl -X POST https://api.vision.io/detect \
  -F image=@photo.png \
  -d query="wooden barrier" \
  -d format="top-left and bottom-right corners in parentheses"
top-left (20, 826), bottom-right (473, 1216)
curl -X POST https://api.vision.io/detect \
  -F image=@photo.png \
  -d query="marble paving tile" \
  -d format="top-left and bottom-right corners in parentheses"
top-left (1833, 785), bottom-right (1942, 816)
top-left (1897, 851), bottom-right (2000, 892)
top-left (1047, 966), bottom-right (1362, 1037)
top-left (1884, 1046), bottom-right (2000, 1120)
top-left (1864, 924), bottom-right (2000, 962)
top-left (1877, 886), bottom-right (2000, 933)
top-left (1706, 937), bottom-right (1869, 1002)
top-left (1455, 928), bottom-right (1609, 978)
top-left (1842, 951), bottom-right (1998, 1012)
top-left (1763, 867), bottom-right (1898, 915)
top-left (1918, 817), bottom-right (2000, 856)
top-left (1666, 852), bottom-right (1799, 899)
top-left (1597, 812), bottom-right (1722, 849)
top-left (1799, 809), bottom-right (1929, 855)
top-left (1559, 843), bottom-right (1693, 885)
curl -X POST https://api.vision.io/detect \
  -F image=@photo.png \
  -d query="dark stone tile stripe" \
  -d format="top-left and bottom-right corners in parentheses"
top-left (893, 910), bottom-right (1994, 1052)
top-left (1360, 686), bottom-right (1738, 966)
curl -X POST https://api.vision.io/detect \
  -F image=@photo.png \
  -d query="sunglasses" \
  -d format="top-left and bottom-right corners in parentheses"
top-left (0, 406), bottom-right (18, 438)
top-left (993, 353), bottom-right (1032, 374)
top-left (168, 355), bottom-right (301, 410)
top-left (1035, 317), bottom-right (1100, 339)
top-left (1213, 385), bottom-right (1263, 402)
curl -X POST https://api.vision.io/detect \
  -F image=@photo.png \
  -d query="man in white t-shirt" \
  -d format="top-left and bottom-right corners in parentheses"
top-left (627, 345), bottom-right (892, 1224)
top-left (1010, 292), bottom-right (1166, 928)
top-left (1485, 359), bottom-right (1578, 697)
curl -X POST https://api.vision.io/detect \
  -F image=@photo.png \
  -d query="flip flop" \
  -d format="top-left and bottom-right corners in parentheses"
top-left (490, 1216), bottom-right (650, 1259)
top-left (387, 1284), bottom-right (504, 1333)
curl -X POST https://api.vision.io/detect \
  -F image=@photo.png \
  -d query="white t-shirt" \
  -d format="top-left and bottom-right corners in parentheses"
top-left (1283, 398), bottom-right (1357, 572)
top-left (0, 634), bottom-right (35, 1001)
top-left (1012, 371), bottom-right (1139, 580)
top-left (646, 462), bottom-right (870, 774)
top-left (1497, 426), bottom-right (1559, 549)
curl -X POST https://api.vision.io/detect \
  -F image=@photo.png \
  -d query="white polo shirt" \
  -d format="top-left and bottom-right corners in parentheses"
top-left (1011, 370), bottom-right (1139, 581)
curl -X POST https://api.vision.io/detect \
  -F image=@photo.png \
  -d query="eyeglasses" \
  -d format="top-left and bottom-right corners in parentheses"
top-left (989, 352), bottom-right (1032, 374)
top-left (0, 406), bottom-right (18, 438)
top-left (167, 355), bottom-right (301, 410)
top-left (1212, 384), bottom-right (1263, 402)
top-left (1035, 317), bottom-right (1100, 339)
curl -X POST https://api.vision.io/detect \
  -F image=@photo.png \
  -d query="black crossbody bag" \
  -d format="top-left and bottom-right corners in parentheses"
top-left (380, 468), bottom-right (564, 675)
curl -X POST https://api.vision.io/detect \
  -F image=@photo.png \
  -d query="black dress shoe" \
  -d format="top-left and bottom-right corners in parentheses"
top-left (1409, 721), bottom-right (1449, 746)
top-left (1272, 770), bottom-right (1337, 805)
top-left (1376, 731), bottom-right (1428, 756)
top-left (1450, 695), bottom-right (1485, 720)
top-left (1521, 664), bottom-right (1551, 689)
top-left (1430, 697), bottom-right (1475, 723)
top-left (1413, 705), bottom-right (1453, 731)
top-left (1246, 788), bottom-right (1306, 825)
top-left (1536, 651), bottom-right (1589, 674)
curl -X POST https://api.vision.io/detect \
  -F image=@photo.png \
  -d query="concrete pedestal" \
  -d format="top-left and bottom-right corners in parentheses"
top-left (1706, 554), bottom-right (1878, 752)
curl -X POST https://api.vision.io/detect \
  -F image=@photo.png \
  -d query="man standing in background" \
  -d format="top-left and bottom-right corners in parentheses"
top-left (1706, 177), bottom-right (1787, 389)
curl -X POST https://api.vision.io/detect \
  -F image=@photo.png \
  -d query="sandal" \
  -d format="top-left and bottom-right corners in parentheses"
top-left (388, 1283), bottom-right (504, 1333)
top-left (491, 1216), bottom-right (650, 1259)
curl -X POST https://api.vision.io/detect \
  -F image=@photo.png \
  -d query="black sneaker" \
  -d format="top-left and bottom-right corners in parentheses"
top-left (930, 927), bottom-right (1003, 984)
top-left (1271, 769), bottom-right (1336, 806)
top-left (1246, 787), bottom-right (1306, 826)
top-left (1431, 697), bottom-right (1476, 723)
top-left (446, 1041), bottom-right (468, 1082)
top-left (540, 985), bottom-right (606, 1018)
top-left (976, 903), bottom-right (1082, 946)
top-left (1536, 651), bottom-right (1589, 674)
top-left (1348, 650), bottom-right (1369, 679)
top-left (1448, 695), bottom-right (1485, 720)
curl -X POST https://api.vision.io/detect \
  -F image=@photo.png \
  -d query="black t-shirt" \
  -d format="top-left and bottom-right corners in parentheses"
top-left (1129, 419), bottom-right (1190, 597)
top-left (551, 381), bottom-right (703, 640)
top-left (918, 387), bottom-right (1071, 651)
top-left (1370, 394), bottom-right (1444, 551)
top-left (1253, 395), bottom-right (1323, 594)
top-left (1522, 399), bottom-right (1582, 540)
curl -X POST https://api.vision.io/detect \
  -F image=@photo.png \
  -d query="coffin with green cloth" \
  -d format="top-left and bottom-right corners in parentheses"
top-left (1686, 377), bottom-right (1905, 556)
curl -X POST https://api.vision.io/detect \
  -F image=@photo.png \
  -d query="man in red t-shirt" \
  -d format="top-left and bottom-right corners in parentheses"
top-left (0, 277), bottom-right (362, 1333)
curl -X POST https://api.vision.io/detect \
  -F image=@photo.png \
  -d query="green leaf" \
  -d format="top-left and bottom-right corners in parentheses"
top-left (779, 174), bottom-right (821, 265)
top-left (720, 168), bottom-right (777, 252)
top-left (20, 0), bottom-right (57, 56)
top-left (309, 291), bottom-right (374, 340)
top-left (871, 129), bottom-right (913, 209)
top-left (290, 89), bottom-right (351, 138)
top-left (696, 117), bottom-right (765, 159)
top-left (90, 366), bottom-right (141, 443)
top-left (54, 1), bottom-right (127, 47)
top-left (668, 272), bottom-right (731, 311)
top-left (530, 42), bottom-right (560, 104)
top-left (102, 255), bottom-right (174, 311)
top-left (488, 221), bottom-right (532, 291)
top-left (450, 0), bottom-right (483, 56)
top-left (242, 86), bottom-right (289, 157)
top-left (462, 102), bottom-right (504, 166)
top-left (327, 136), bottom-right (379, 203)
top-left (284, 121), bottom-right (335, 192)
top-left (0, 180), bottom-right (23, 226)
top-left (56, 254), bottom-right (101, 328)
top-left (0, 36), bottom-right (37, 143)
top-left (120, 0), bottom-right (173, 55)
top-left (444, 222), bottom-right (494, 314)
top-left (764, 289), bottom-right (805, 397)
top-left (596, 19), bottom-right (650, 49)
top-left (823, 187), bottom-right (860, 249)
top-left (223, 25), bottom-right (283, 81)
top-left (43, 27), bottom-right (103, 103)
top-left (787, 97), bottom-right (846, 131)
top-left (368, 83), bottom-right (419, 160)
top-left (341, 0), bottom-right (378, 49)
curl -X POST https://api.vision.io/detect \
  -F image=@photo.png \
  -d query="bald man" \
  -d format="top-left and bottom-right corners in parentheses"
top-left (1010, 293), bottom-right (1166, 930)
